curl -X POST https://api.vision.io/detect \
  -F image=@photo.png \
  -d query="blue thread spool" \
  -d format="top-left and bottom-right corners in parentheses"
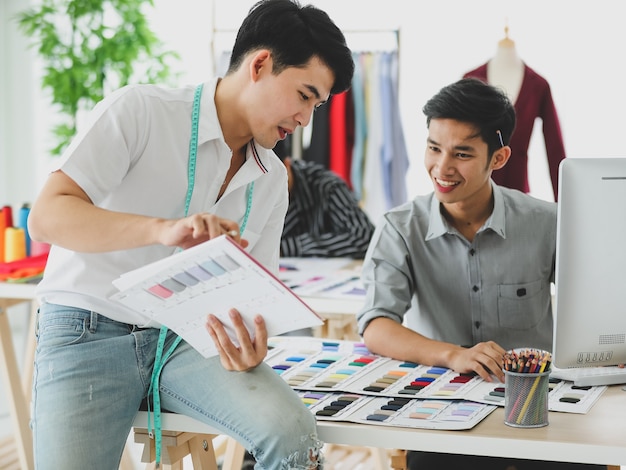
top-left (18, 203), bottom-right (31, 257)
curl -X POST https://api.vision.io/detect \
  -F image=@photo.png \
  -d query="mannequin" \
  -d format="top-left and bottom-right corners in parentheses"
top-left (487, 27), bottom-right (524, 104)
top-left (463, 27), bottom-right (566, 201)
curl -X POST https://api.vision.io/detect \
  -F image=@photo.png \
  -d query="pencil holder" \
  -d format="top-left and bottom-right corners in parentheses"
top-left (503, 369), bottom-right (549, 428)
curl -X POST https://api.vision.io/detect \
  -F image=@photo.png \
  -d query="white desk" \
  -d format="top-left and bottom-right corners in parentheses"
top-left (0, 257), bottom-right (366, 470)
top-left (134, 384), bottom-right (626, 467)
top-left (0, 281), bottom-right (37, 470)
top-left (280, 257), bottom-right (364, 340)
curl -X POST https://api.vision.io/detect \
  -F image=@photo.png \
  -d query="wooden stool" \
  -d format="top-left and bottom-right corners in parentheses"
top-left (132, 411), bottom-right (245, 470)
top-left (0, 297), bottom-right (37, 470)
top-left (133, 428), bottom-right (245, 470)
top-left (389, 449), bottom-right (407, 470)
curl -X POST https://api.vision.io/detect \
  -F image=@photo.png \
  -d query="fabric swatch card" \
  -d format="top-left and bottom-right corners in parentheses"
top-left (265, 337), bottom-right (607, 415)
top-left (296, 390), bottom-right (496, 431)
top-left (349, 396), bottom-right (497, 430)
top-left (111, 235), bottom-right (323, 358)
top-left (278, 257), bottom-right (366, 299)
top-left (474, 378), bottom-right (607, 414)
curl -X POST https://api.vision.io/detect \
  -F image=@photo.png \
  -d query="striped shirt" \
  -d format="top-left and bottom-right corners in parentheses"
top-left (281, 159), bottom-right (375, 258)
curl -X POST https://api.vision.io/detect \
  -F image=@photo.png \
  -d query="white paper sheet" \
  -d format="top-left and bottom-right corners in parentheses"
top-left (110, 236), bottom-right (323, 357)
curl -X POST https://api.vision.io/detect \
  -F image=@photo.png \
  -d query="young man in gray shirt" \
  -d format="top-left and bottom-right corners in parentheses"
top-left (358, 78), bottom-right (602, 469)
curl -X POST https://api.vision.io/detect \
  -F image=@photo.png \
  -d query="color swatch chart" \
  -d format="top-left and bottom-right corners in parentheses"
top-left (266, 338), bottom-right (607, 415)
top-left (476, 378), bottom-right (606, 414)
top-left (336, 357), bottom-right (486, 400)
top-left (278, 257), bottom-right (366, 299)
top-left (110, 236), bottom-right (323, 358)
top-left (297, 391), bottom-right (496, 431)
top-left (266, 339), bottom-right (385, 391)
top-left (339, 358), bottom-right (606, 414)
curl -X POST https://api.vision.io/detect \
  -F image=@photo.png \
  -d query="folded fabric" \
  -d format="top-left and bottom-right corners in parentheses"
top-left (0, 253), bottom-right (48, 281)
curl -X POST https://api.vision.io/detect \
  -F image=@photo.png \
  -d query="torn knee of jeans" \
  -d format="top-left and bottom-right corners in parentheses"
top-left (281, 434), bottom-right (324, 469)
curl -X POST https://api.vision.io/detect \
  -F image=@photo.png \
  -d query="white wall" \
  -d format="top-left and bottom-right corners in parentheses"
top-left (1, 0), bottom-right (41, 209)
top-left (2, 0), bottom-right (626, 210)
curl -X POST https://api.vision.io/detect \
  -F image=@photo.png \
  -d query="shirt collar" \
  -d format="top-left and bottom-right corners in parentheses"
top-left (197, 78), bottom-right (273, 176)
top-left (489, 183), bottom-right (507, 238)
top-left (197, 78), bottom-right (222, 144)
top-left (425, 181), bottom-right (506, 241)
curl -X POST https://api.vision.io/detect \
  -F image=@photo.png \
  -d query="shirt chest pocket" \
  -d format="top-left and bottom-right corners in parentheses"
top-left (497, 280), bottom-right (545, 330)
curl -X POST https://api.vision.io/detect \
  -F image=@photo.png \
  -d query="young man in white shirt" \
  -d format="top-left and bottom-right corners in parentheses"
top-left (28, 1), bottom-right (354, 468)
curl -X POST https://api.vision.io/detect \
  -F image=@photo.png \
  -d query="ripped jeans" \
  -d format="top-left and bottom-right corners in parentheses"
top-left (31, 304), bottom-right (323, 469)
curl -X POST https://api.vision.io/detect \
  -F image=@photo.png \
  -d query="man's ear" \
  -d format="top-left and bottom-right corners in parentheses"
top-left (491, 146), bottom-right (512, 171)
top-left (249, 49), bottom-right (272, 82)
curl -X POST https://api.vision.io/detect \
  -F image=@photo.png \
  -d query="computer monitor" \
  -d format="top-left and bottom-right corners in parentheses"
top-left (552, 157), bottom-right (626, 385)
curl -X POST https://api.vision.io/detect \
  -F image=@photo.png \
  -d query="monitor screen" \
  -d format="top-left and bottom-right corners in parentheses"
top-left (553, 157), bottom-right (626, 372)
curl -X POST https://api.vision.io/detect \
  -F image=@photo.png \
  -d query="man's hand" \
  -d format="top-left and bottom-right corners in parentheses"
top-left (160, 213), bottom-right (249, 251)
top-left (448, 341), bottom-right (507, 383)
top-left (205, 309), bottom-right (268, 371)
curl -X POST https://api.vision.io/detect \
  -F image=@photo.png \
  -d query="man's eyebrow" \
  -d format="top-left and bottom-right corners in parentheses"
top-left (427, 137), bottom-right (476, 152)
top-left (454, 144), bottom-right (475, 152)
top-left (305, 84), bottom-right (321, 100)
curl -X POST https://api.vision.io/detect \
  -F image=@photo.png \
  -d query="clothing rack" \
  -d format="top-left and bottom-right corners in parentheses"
top-left (294, 28), bottom-right (401, 161)
top-left (209, 23), bottom-right (401, 163)
top-left (210, 28), bottom-right (400, 75)
top-left (343, 29), bottom-right (400, 53)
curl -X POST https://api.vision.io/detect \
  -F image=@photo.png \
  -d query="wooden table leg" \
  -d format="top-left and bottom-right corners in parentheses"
top-left (0, 300), bottom-right (35, 470)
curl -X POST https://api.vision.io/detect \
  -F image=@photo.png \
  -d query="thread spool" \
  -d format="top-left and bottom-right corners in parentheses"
top-left (18, 203), bottom-right (31, 257)
top-left (4, 227), bottom-right (26, 262)
top-left (0, 213), bottom-right (5, 263)
top-left (30, 240), bottom-right (51, 257)
top-left (2, 205), bottom-right (13, 228)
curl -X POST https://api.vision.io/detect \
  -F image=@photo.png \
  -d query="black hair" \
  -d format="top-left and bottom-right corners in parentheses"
top-left (422, 77), bottom-right (516, 158)
top-left (227, 0), bottom-right (354, 95)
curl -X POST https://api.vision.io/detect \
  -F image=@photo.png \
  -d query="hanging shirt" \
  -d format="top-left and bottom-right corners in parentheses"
top-left (380, 51), bottom-right (409, 209)
top-left (361, 53), bottom-right (387, 223)
top-left (280, 159), bottom-right (375, 259)
top-left (328, 89), bottom-right (354, 188)
top-left (350, 52), bottom-right (367, 201)
top-left (303, 104), bottom-right (330, 167)
top-left (464, 63), bottom-right (566, 200)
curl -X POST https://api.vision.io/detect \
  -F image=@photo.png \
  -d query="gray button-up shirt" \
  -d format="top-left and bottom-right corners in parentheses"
top-left (357, 183), bottom-right (557, 352)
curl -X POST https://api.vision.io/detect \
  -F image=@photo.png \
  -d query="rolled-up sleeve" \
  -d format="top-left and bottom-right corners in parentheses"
top-left (357, 214), bottom-right (414, 335)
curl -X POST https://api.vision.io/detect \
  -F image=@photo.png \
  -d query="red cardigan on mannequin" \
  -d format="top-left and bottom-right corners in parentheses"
top-left (464, 63), bottom-right (566, 200)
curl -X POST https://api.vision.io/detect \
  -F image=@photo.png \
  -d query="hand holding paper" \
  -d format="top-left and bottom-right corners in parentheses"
top-left (206, 309), bottom-right (268, 371)
top-left (111, 235), bottom-right (323, 358)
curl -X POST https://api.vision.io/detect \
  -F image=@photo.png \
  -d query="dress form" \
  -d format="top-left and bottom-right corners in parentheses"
top-left (463, 27), bottom-right (566, 201)
top-left (487, 27), bottom-right (524, 104)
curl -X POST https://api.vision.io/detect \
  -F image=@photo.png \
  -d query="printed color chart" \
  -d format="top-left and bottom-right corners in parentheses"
top-left (266, 337), bottom-right (607, 426)
top-left (111, 236), bottom-right (323, 357)
top-left (297, 391), bottom-right (496, 431)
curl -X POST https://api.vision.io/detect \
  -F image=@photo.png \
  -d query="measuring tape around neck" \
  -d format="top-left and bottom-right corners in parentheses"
top-left (147, 83), bottom-right (255, 466)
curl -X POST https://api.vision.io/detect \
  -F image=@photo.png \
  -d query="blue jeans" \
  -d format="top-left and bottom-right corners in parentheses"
top-left (31, 303), bottom-right (322, 470)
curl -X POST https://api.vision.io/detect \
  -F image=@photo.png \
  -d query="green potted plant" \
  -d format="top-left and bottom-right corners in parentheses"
top-left (15, 0), bottom-right (179, 156)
